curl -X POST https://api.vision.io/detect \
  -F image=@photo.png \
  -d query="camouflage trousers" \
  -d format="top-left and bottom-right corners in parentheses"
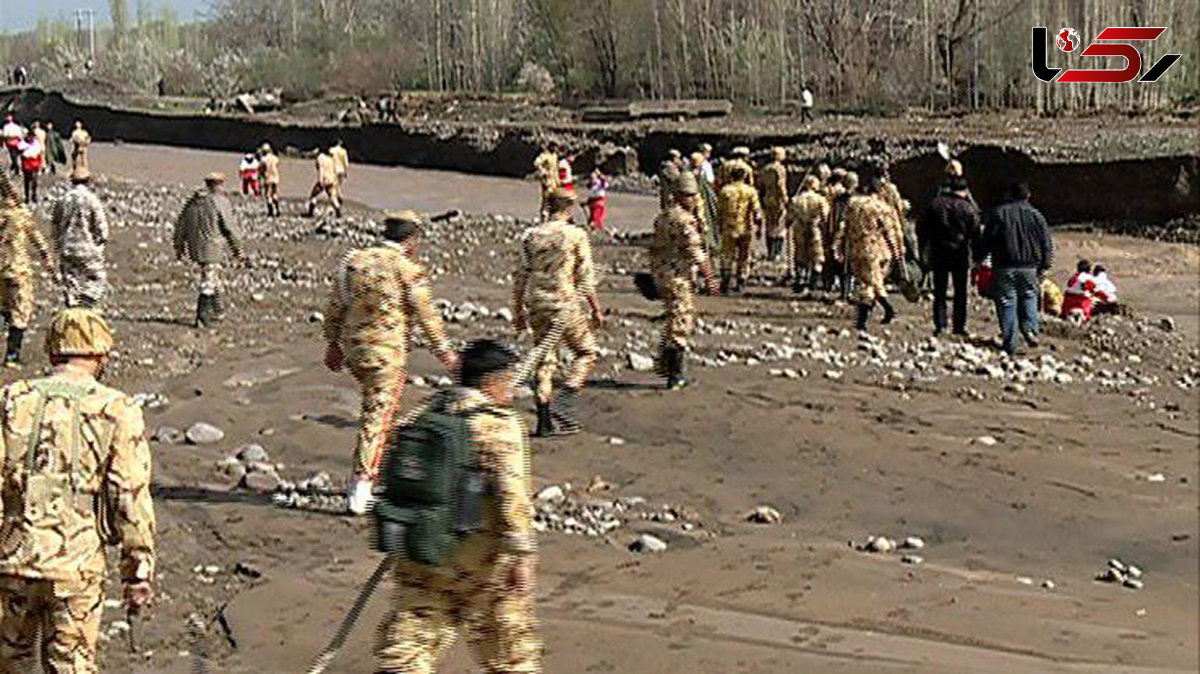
top-left (375, 540), bottom-right (541, 674)
top-left (763, 200), bottom-right (787, 239)
top-left (198, 263), bottom-right (222, 295)
top-left (655, 273), bottom-right (696, 350)
top-left (720, 235), bottom-right (752, 282)
top-left (792, 218), bottom-right (825, 273)
top-left (530, 306), bottom-right (597, 404)
top-left (59, 255), bottom-right (106, 309)
top-left (309, 182), bottom-right (342, 211)
top-left (0, 576), bottom-right (103, 674)
top-left (853, 251), bottom-right (892, 304)
top-left (0, 274), bottom-right (34, 329)
top-left (348, 355), bottom-right (408, 479)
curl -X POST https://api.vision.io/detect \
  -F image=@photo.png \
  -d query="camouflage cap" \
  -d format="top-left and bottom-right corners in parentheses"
top-left (260, 142), bottom-right (273, 153)
top-left (674, 172), bottom-right (700, 196)
top-left (843, 171), bottom-right (860, 190)
top-left (731, 146), bottom-right (751, 158)
top-left (771, 146), bottom-right (786, 161)
top-left (803, 175), bottom-right (821, 191)
top-left (204, 172), bottom-right (226, 184)
top-left (45, 309), bottom-right (114, 357)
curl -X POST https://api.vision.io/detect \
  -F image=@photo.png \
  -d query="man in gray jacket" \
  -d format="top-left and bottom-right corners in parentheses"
top-left (174, 173), bottom-right (245, 327)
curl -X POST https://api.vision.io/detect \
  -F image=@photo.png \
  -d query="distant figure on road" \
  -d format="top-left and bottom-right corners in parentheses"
top-left (44, 122), bottom-right (67, 174)
top-left (17, 129), bottom-right (43, 204)
top-left (800, 86), bottom-right (815, 123)
top-left (238, 153), bottom-right (261, 196)
top-left (70, 121), bottom-right (91, 173)
top-left (306, 149), bottom-right (342, 218)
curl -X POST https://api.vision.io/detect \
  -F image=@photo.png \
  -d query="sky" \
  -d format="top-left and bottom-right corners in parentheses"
top-left (0, 0), bottom-right (206, 34)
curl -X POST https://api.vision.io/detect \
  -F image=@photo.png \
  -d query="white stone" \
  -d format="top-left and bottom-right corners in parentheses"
top-left (630, 534), bottom-right (668, 553)
top-left (627, 352), bottom-right (656, 372)
top-left (536, 486), bottom-right (565, 502)
top-left (975, 435), bottom-right (999, 446)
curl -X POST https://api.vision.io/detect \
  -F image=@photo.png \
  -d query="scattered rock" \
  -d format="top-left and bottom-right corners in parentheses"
top-left (627, 352), bottom-right (656, 372)
top-left (1016, 576), bottom-right (1034, 586)
top-left (234, 562), bottom-right (263, 579)
top-left (608, 437), bottom-right (626, 445)
top-left (975, 435), bottom-right (999, 447)
top-left (1159, 316), bottom-right (1176, 332)
top-left (185, 422), bottom-right (225, 445)
top-left (236, 444), bottom-right (271, 464)
top-left (536, 485), bottom-right (565, 502)
top-left (901, 536), bottom-right (925, 550)
top-left (153, 426), bottom-right (184, 444)
top-left (586, 476), bottom-right (612, 493)
top-left (629, 534), bottom-right (668, 554)
top-left (242, 470), bottom-right (282, 492)
top-left (745, 505), bottom-right (782, 524)
top-left (308, 311), bottom-right (325, 323)
top-left (495, 307), bottom-right (514, 323)
top-left (1124, 578), bottom-right (1145, 590)
top-left (900, 555), bottom-right (924, 565)
top-left (1042, 579), bottom-right (1056, 590)
top-left (858, 535), bottom-right (896, 553)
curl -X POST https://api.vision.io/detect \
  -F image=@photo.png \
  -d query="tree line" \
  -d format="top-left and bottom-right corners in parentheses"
top-left (3, 0), bottom-right (1197, 112)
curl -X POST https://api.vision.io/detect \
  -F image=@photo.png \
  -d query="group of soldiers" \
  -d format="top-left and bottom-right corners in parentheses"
top-left (307, 140), bottom-right (350, 218)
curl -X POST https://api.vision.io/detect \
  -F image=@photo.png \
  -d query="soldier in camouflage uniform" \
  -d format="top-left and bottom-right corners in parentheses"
top-left (827, 171), bottom-right (858, 298)
top-left (717, 164), bottom-right (763, 295)
top-left (259, 143), bottom-right (282, 217)
top-left (657, 150), bottom-right (684, 211)
top-left (789, 175), bottom-right (831, 292)
top-left (0, 308), bottom-right (156, 674)
top-left (50, 168), bottom-right (109, 309)
top-left (174, 173), bottom-right (246, 328)
top-left (375, 339), bottom-right (540, 674)
top-left (532, 145), bottom-right (559, 221)
top-left (512, 191), bottom-right (603, 437)
top-left (836, 176), bottom-right (904, 331)
top-left (306, 150), bottom-right (342, 218)
top-left (0, 173), bottom-right (54, 366)
top-left (759, 147), bottom-right (789, 262)
top-left (323, 211), bottom-right (458, 515)
top-left (715, 147), bottom-right (753, 191)
top-left (649, 173), bottom-right (718, 390)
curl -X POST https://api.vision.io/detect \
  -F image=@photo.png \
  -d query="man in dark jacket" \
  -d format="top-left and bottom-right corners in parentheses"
top-left (174, 173), bottom-right (245, 327)
top-left (979, 182), bottom-right (1054, 355)
top-left (919, 177), bottom-right (981, 336)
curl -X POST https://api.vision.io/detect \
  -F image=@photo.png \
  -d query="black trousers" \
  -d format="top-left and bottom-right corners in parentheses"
top-left (931, 259), bottom-right (970, 333)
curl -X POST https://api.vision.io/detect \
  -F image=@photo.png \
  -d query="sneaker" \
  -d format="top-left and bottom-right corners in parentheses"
top-left (347, 478), bottom-right (375, 516)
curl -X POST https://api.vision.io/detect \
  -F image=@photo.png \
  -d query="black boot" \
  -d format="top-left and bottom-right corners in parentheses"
top-left (5, 327), bottom-right (24, 366)
top-left (879, 297), bottom-right (896, 325)
top-left (210, 293), bottom-right (226, 323)
top-left (534, 403), bottom-right (556, 437)
top-left (550, 387), bottom-right (581, 435)
top-left (195, 294), bottom-right (211, 328)
top-left (664, 347), bottom-right (689, 390)
top-left (855, 303), bottom-right (872, 331)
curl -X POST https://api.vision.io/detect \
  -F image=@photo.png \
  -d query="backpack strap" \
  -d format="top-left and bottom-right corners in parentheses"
top-left (25, 378), bottom-right (120, 493)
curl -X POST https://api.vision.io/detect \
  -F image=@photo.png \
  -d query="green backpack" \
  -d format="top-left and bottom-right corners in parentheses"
top-left (372, 391), bottom-right (488, 565)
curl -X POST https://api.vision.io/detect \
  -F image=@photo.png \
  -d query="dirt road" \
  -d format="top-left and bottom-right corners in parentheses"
top-left (9, 156), bottom-right (1197, 674)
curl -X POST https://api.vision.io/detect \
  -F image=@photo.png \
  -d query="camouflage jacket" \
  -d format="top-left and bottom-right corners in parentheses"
top-left (330, 146), bottom-right (349, 175)
top-left (533, 152), bottom-right (559, 189)
top-left (174, 188), bottom-right (242, 264)
top-left (0, 371), bottom-right (156, 592)
top-left (789, 189), bottom-right (831, 226)
top-left (715, 159), bottom-right (753, 191)
top-left (446, 387), bottom-right (535, 554)
top-left (0, 204), bottom-right (53, 278)
top-left (759, 161), bottom-right (789, 206)
top-left (649, 205), bottom-right (708, 279)
top-left (315, 153), bottom-right (337, 187)
top-left (717, 182), bottom-right (763, 240)
top-left (50, 185), bottom-right (108, 261)
top-left (839, 195), bottom-right (904, 263)
top-left (513, 220), bottom-right (597, 315)
top-left (260, 153), bottom-right (281, 184)
top-left (323, 242), bottom-right (452, 367)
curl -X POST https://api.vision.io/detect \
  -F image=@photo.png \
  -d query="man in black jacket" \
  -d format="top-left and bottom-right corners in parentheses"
top-left (979, 183), bottom-right (1054, 355)
top-left (919, 177), bottom-right (981, 336)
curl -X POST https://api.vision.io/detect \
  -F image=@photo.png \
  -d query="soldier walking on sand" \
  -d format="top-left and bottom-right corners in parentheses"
top-left (0, 173), bottom-right (55, 367)
top-left (0, 308), bottom-right (157, 674)
top-left (836, 175), bottom-right (904, 332)
top-left (512, 189), bottom-right (603, 437)
top-left (70, 121), bottom-right (91, 173)
top-left (789, 175), bottom-right (831, 293)
top-left (330, 139), bottom-right (350, 185)
top-left (533, 143), bottom-right (560, 221)
top-left (259, 143), bottom-right (282, 217)
top-left (374, 339), bottom-right (541, 674)
top-left (174, 172), bottom-right (246, 328)
top-left (306, 148), bottom-right (342, 218)
top-left (323, 211), bottom-right (458, 516)
top-left (650, 173), bottom-right (718, 390)
top-left (50, 168), bottom-right (109, 309)
top-left (717, 164), bottom-right (763, 295)
top-left (759, 147), bottom-right (789, 263)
